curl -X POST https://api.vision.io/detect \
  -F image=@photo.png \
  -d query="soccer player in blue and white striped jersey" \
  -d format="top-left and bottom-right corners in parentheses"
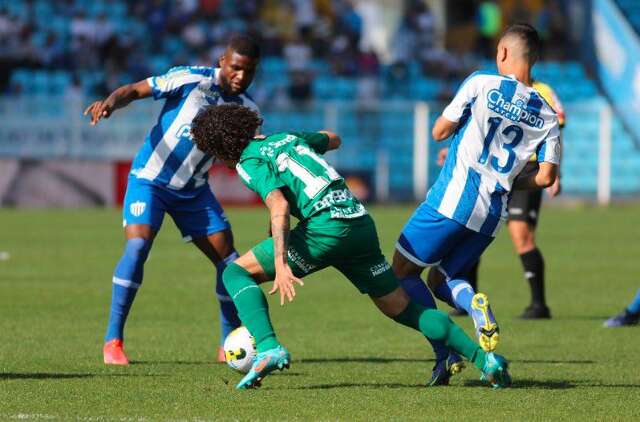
top-left (393, 24), bottom-right (561, 358)
top-left (84, 35), bottom-right (260, 365)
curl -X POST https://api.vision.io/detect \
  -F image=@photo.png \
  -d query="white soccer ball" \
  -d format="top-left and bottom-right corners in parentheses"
top-left (223, 326), bottom-right (256, 373)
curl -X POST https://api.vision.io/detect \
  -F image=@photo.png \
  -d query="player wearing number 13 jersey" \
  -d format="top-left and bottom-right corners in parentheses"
top-left (393, 24), bottom-right (561, 353)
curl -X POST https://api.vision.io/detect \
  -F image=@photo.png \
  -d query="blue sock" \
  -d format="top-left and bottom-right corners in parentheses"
top-left (216, 251), bottom-right (241, 345)
top-left (627, 289), bottom-right (640, 314)
top-left (447, 278), bottom-right (476, 314)
top-left (399, 276), bottom-right (449, 362)
top-left (105, 238), bottom-right (152, 342)
top-left (432, 282), bottom-right (456, 309)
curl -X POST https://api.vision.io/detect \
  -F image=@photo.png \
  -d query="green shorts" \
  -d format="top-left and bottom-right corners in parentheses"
top-left (252, 213), bottom-right (399, 298)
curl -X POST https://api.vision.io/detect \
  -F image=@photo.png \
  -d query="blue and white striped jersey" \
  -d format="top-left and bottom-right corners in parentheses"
top-left (130, 66), bottom-right (259, 192)
top-left (426, 71), bottom-right (561, 237)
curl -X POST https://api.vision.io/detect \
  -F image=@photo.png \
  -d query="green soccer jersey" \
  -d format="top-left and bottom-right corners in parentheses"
top-left (236, 132), bottom-right (367, 221)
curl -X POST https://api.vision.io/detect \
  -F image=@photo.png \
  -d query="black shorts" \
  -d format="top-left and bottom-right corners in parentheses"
top-left (507, 189), bottom-right (542, 227)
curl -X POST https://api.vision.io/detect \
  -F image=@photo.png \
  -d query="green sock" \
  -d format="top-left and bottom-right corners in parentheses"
top-left (222, 263), bottom-right (279, 353)
top-left (393, 301), bottom-right (487, 370)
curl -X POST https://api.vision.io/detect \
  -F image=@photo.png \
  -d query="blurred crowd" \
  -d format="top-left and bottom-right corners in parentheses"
top-left (0, 0), bottom-right (573, 101)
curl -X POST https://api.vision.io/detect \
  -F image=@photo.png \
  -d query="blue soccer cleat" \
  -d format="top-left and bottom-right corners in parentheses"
top-left (604, 309), bottom-right (640, 328)
top-left (470, 293), bottom-right (500, 352)
top-left (235, 345), bottom-right (290, 389)
top-left (447, 352), bottom-right (466, 376)
top-left (480, 352), bottom-right (512, 389)
top-left (427, 352), bottom-right (466, 386)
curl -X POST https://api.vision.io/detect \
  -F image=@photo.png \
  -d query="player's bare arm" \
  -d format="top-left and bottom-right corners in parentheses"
top-left (83, 80), bottom-right (152, 125)
top-left (513, 162), bottom-right (558, 190)
top-left (432, 116), bottom-right (459, 141)
top-left (265, 189), bottom-right (303, 305)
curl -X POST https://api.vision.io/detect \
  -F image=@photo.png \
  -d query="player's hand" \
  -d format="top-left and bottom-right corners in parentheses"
top-left (269, 265), bottom-right (304, 306)
top-left (437, 147), bottom-right (449, 166)
top-left (83, 98), bottom-right (116, 125)
top-left (547, 176), bottom-right (561, 198)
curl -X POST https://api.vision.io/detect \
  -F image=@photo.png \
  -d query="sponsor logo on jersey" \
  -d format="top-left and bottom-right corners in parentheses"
top-left (487, 89), bottom-right (544, 128)
top-left (287, 248), bottom-right (316, 274)
top-left (370, 261), bottom-right (391, 277)
top-left (130, 201), bottom-right (146, 217)
top-left (259, 135), bottom-right (297, 158)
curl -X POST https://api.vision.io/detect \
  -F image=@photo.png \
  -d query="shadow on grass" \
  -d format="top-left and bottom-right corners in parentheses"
top-left (462, 379), bottom-right (575, 389)
top-left (286, 382), bottom-right (423, 390)
top-left (1, 372), bottom-right (166, 380)
top-left (299, 357), bottom-right (434, 364)
top-left (130, 360), bottom-right (212, 365)
top-left (511, 359), bottom-right (595, 364)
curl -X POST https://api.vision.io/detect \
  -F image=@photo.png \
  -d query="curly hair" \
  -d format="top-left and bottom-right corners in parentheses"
top-left (191, 103), bottom-right (263, 162)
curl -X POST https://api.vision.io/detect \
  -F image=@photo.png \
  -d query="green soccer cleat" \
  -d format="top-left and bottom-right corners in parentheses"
top-left (235, 345), bottom-right (290, 390)
top-left (480, 352), bottom-right (512, 389)
top-left (470, 293), bottom-right (500, 352)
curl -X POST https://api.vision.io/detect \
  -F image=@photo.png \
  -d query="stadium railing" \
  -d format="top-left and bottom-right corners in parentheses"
top-left (0, 96), bottom-right (637, 203)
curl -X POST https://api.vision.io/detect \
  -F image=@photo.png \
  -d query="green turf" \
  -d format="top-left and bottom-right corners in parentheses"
top-left (1, 204), bottom-right (639, 421)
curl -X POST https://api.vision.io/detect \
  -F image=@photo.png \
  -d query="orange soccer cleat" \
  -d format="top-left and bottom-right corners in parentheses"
top-left (103, 339), bottom-right (129, 365)
top-left (217, 346), bottom-right (226, 363)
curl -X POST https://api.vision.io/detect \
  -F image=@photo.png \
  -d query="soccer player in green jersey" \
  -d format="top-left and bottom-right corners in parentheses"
top-left (190, 103), bottom-right (512, 390)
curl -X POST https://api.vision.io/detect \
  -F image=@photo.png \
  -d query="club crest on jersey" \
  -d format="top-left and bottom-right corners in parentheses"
top-left (130, 201), bottom-right (146, 217)
top-left (487, 89), bottom-right (544, 128)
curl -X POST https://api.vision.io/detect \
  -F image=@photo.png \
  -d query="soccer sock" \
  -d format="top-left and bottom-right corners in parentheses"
top-left (393, 301), bottom-right (486, 370)
top-left (467, 260), bottom-right (480, 291)
top-left (105, 238), bottom-right (152, 342)
top-left (399, 276), bottom-right (449, 361)
top-left (215, 251), bottom-right (241, 345)
top-left (520, 248), bottom-right (545, 306)
top-left (447, 278), bottom-right (476, 314)
top-left (432, 281), bottom-right (456, 308)
top-left (222, 263), bottom-right (279, 353)
top-left (627, 289), bottom-right (640, 315)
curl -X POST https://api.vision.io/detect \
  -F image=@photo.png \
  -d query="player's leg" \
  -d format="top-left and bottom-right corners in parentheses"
top-left (104, 179), bottom-right (164, 365)
top-left (391, 251), bottom-right (464, 385)
top-left (604, 288), bottom-right (640, 327)
top-left (226, 228), bottom-right (327, 389)
top-left (448, 259), bottom-right (479, 317)
top-left (507, 189), bottom-right (550, 319)
top-left (169, 188), bottom-right (240, 361)
top-left (343, 253), bottom-right (511, 388)
top-left (432, 230), bottom-right (499, 351)
top-left (393, 204), bottom-right (469, 379)
top-left (191, 229), bottom-right (241, 361)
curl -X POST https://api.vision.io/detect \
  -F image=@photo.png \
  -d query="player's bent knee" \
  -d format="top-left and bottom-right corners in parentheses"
top-left (426, 267), bottom-right (445, 291)
top-left (391, 250), bottom-right (422, 278)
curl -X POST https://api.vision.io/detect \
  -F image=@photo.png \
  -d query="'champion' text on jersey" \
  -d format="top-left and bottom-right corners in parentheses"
top-left (426, 71), bottom-right (561, 237)
top-left (130, 66), bottom-right (259, 191)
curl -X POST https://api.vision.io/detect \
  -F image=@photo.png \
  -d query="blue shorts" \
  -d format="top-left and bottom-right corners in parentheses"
top-left (396, 203), bottom-right (493, 280)
top-left (122, 176), bottom-right (230, 242)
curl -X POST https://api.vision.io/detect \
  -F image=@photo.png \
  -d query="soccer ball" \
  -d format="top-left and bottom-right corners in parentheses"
top-left (223, 326), bottom-right (256, 373)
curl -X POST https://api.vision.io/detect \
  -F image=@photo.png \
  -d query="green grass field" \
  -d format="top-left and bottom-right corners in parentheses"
top-left (1, 204), bottom-right (639, 421)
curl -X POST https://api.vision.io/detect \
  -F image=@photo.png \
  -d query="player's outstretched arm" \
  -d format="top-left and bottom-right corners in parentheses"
top-left (513, 162), bottom-right (558, 191)
top-left (265, 189), bottom-right (304, 305)
top-left (432, 116), bottom-right (459, 142)
top-left (318, 131), bottom-right (342, 151)
top-left (83, 80), bottom-right (152, 125)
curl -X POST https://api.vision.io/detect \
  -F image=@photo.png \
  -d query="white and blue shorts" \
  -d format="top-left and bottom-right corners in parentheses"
top-left (122, 176), bottom-right (230, 242)
top-left (396, 202), bottom-right (494, 280)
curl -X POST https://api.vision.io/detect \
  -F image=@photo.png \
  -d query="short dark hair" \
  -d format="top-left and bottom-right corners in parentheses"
top-left (226, 34), bottom-right (261, 59)
top-left (502, 23), bottom-right (541, 64)
top-left (191, 104), bottom-right (263, 162)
